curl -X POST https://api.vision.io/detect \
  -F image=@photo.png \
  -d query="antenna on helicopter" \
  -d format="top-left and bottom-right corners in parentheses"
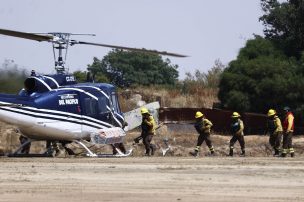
top-left (0, 28), bottom-right (188, 74)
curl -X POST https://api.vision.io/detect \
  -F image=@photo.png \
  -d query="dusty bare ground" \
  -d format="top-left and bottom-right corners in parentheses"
top-left (0, 157), bottom-right (303, 202)
top-left (1, 122), bottom-right (304, 202)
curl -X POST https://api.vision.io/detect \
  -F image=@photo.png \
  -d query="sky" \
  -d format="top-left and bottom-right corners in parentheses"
top-left (0, 0), bottom-right (265, 78)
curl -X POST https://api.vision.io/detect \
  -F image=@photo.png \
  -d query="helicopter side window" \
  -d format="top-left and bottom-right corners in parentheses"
top-left (98, 96), bottom-right (110, 114)
top-left (84, 98), bottom-right (98, 116)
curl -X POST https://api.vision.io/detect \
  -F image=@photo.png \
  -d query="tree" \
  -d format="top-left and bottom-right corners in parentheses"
top-left (219, 0), bottom-right (304, 121)
top-left (73, 71), bottom-right (87, 83)
top-left (260, 0), bottom-right (304, 59)
top-left (87, 49), bottom-right (179, 87)
top-left (0, 59), bottom-right (28, 94)
top-left (218, 36), bottom-right (300, 113)
top-left (73, 70), bottom-right (109, 83)
top-left (183, 59), bottom-right (225, 94)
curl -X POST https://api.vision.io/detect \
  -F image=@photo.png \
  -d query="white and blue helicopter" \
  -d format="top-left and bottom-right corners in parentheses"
top-left (0, 28), bottom-right (186, 157)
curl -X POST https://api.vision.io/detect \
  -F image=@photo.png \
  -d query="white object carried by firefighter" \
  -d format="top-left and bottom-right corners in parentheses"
top-left (124, 102), bottom-right (160, 131)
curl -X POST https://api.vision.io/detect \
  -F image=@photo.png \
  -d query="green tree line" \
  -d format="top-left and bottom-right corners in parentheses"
top-left (219, 0), bottom-right (304, 122)
top-left (0, 60), bottom-right (28, 94)
top-left (74, 50), bottom-right (179, 88)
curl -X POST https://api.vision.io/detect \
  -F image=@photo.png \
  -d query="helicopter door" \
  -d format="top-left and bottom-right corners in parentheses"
top-left (57, 93), bottom-right (82, 134)
top-left (83, 96), bottom-right (112, 125)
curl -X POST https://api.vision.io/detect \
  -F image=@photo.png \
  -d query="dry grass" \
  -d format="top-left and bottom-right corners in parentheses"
top-left (118, 86), bottom-right (218, 112)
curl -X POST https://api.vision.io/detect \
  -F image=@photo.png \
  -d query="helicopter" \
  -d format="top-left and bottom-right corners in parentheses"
top-left (0, 28), bottom-right (187, 157)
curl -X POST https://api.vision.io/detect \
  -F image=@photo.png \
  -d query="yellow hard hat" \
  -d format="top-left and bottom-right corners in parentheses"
top-left (267, 109), bottom-right (276, 116)
top-left (195, 111), bottom-right (204, 119)
top-left (140, 107), bottom-right (149, 114)
top-left (231, 112), bottom-right (240, 118)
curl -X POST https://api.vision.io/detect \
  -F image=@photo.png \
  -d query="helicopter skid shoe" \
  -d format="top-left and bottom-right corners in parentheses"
top-left (96, 149), bottom-right (133, 158)
top-left (74, 140), bottom-right (132, 158)
top-left (74, 140), bottom-right (97, 157)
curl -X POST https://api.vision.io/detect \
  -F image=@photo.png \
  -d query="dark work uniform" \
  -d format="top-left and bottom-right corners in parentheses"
top-left (191, 118), bottom-right (214, 156)
top-left (229, 119), bottom-right (245, 156)
top-left (19, 135), bottom-right (31, 154)
top-left (267, 115), bottom-right (283, 155)
top-left (141, 114), bottom-right (156, 156)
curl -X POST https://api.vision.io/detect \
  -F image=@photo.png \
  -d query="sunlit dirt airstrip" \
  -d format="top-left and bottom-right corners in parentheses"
top-left (1, 122), bottom-right (304, 202)
top-left (0, 157), bottom-right (304, 202)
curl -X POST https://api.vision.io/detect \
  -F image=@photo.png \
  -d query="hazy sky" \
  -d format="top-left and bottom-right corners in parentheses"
top-left (0, 0), bottom-right (265, 78)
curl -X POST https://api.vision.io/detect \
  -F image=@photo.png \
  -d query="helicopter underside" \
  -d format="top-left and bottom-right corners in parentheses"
top-left (0, 101), bottom-right (125, 143)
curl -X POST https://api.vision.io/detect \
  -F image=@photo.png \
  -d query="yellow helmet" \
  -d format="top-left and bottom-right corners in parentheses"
top-left (231, 112), bottom-right (240, 118)
top-left (267, 109), bottom-right (276, 116)
top-left (195, 111), bottom-right (204, 119)
top-left (140, 107), bottom-right (149, 114)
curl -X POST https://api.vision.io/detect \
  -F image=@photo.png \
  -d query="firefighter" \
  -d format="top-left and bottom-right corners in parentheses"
top-left (267, 109), bottom-right (283, 156)
top-left (19, 135), bottom-right (31, 154)
top-left (190, 111), bottom-right (215, 157)
top-left (140, 107), bottom-right (156, 156)
top-left (229, 112), bottom-right (245, 157)
top-left (281, 107), bottom-right (295, 157)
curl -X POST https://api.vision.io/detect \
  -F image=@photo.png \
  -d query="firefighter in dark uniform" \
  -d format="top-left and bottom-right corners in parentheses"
top-left (229, 112), bottom-right (245, 156)
top-left (19, 135), bottom-right (31, 154)
top-left (140, 107), bottom-right (156, 156)
top-left (267, 109), bottom-right (283, 156)
top-left (281, 107), bottom-right (295, 157)
top-left (190, 111), bottom-right (215, 157)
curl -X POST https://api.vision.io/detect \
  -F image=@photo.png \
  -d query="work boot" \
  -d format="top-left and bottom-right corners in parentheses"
top-left (240, 150), bottom-right (245, 157)
top-left (229, 149), bottom-right (233, 157)
top-left (280, 153), bottom-right (287, 158)
top-left (289, 148), bottom-right (295, 157)
top-left (209, 146), bottom-right (215, 156)
top-left (190, 150), bottom-right (199, 157)
top-left (273, 149), bottom-right (280, 157)
top-left (150, 144), bottom-right (156, 156)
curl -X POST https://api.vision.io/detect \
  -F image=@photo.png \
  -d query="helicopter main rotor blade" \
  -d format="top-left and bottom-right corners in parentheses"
top-left (72, 41), bottom-right (188, 57)
top-left (0, 28), bottom-right (53, 42)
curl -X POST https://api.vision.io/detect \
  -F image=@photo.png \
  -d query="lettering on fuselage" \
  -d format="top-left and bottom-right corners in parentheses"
top-left (66, 76), bottom-right (76, 82)
top-left (58, 94), bottom-right (79, 106)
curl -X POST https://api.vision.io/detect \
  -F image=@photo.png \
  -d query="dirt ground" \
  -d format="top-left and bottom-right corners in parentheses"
top-left (0, 157), bottom-right (303, 202)
top-left (1, 122), bottom-right (304, 202)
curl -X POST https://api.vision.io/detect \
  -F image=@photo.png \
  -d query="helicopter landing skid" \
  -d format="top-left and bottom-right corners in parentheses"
top-left (94, 149), bottom-right (133, 158)
top-left (73, 140), bottom-right (133, 158)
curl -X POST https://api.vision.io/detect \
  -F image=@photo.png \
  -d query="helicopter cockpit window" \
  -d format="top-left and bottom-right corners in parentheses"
top-left (111, 92), bottom-right (120, 113)
top-left (98, 96), bottom-right (110, 114)
top-left (84, 98), bottom-right (98, 116)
